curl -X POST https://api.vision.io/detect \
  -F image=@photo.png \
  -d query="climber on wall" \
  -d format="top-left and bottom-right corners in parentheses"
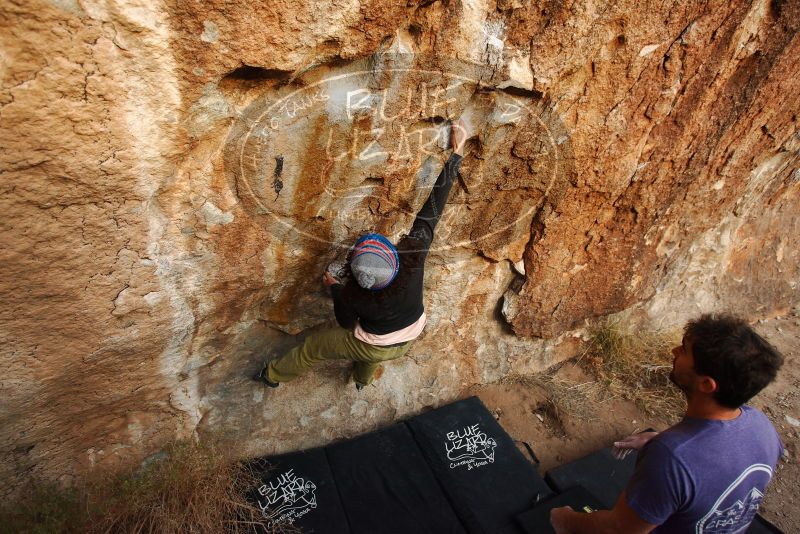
top-left (254, 117), bottom-right (472, 390)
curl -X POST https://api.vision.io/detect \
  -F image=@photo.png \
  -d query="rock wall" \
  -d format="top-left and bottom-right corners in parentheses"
top-left (1, 0), bottom-right (797, 488)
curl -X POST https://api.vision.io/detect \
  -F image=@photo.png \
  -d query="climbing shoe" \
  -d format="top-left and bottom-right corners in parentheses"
top-left (253, 366), bottom-right (279, 388)
top-left (352, 364), bottom-right (382, 392)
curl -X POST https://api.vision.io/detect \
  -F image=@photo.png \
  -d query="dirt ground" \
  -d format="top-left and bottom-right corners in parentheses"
top-left (469, 314), bottom-right (800, 533)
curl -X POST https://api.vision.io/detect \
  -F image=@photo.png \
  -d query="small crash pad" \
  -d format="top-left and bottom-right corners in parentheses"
top-left (407, 396), bottom-right (554, 534)
top-left (247, 447), bottom-right (351, 533)
top-left (545, 447), bottom-right (637, 509)
top-left (326, 422), bottom-right (467, 534)
top-left (514, 486), bottom-right (605, 534)
top-left (746, 514), bottom-right (784, 533)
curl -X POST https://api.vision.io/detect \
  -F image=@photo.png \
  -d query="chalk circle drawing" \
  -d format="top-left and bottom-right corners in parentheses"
top-left (445, 422), bottom-right (498, 470)
top-left (256, 468), bottom-right (318, 527)
top-left (224, 52), bottom-right (576, 254)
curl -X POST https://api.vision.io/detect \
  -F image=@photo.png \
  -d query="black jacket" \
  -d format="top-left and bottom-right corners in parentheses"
top-left (330, 153), bottom-right (463, 334)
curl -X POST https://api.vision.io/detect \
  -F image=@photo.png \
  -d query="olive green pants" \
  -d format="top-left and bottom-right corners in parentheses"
top-left (267, 327), bottom-right (412, 386)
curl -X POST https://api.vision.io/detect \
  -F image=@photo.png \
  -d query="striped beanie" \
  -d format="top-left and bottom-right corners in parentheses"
top-left (350, 233), bottom-right (399, 290)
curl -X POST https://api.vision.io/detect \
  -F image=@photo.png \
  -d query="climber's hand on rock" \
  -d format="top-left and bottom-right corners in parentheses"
top-left (322, 272), bottom-right (339, 287)
top-left (612, 431), bottom-right (659, 459)
top-left (451, 118), bottom-right (469, 156)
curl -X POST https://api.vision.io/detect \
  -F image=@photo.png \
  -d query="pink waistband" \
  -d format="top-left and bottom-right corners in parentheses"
top-left (354, 312), bottom-right (427, 346)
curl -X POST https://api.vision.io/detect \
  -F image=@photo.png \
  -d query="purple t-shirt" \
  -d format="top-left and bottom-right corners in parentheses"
top-left (626, 406), bottom-right (782, 533)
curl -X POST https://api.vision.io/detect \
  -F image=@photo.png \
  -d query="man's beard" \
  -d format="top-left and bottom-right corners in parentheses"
top-left (669, 370), bottom-right (691, 394)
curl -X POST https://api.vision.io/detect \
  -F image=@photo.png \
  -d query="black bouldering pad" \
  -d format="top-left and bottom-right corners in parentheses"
top-left (545, 447), bottom-right (637, 509)
top-left (746, 514), bottom-right (784, 533)
top-left (326, 422), bottom-right (467, 534)
top-left (247, 447), bottom-right (351, 533)
top-left (407, 396), bottom-right (554, 534)
top-left (515, 486), bottom-right (605, 534)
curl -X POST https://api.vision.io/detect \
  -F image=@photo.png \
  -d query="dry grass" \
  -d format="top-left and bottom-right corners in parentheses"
top-left (503, 369), bottom-right (600, 432)
top-left (503, 320), bottom-right (685, 423)
top-left (580, 319), bottom-right (685, 421)
top-left (526, 372), bottom-right (599, 421)
top-left (0, 440), bottom-right (285, 534)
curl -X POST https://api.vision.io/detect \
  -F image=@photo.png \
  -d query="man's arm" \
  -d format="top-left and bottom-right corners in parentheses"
top-left (552, 438), bottom-right (689, 534)
top-left (550, 491), bottom-right (656, 534)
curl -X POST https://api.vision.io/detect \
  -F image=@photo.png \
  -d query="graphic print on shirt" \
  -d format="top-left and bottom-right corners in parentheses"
top-left (445, 422), bottom-right (498, 470)
top-left (256, 468), bottom-right (318, 527)
top-left (696, 464), bottom-right (772, 534)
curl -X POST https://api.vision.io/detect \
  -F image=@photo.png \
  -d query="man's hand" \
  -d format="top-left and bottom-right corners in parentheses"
top-left (322, 271), bottom-right (339, 287)
top-left (551, 506), bottom-right (576, 534)
top-left (612, 431), bottom-right (659, 460)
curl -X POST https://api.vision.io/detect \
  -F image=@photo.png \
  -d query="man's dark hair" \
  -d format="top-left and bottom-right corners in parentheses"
top-left (686, 314), bottom-right (784, 408)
